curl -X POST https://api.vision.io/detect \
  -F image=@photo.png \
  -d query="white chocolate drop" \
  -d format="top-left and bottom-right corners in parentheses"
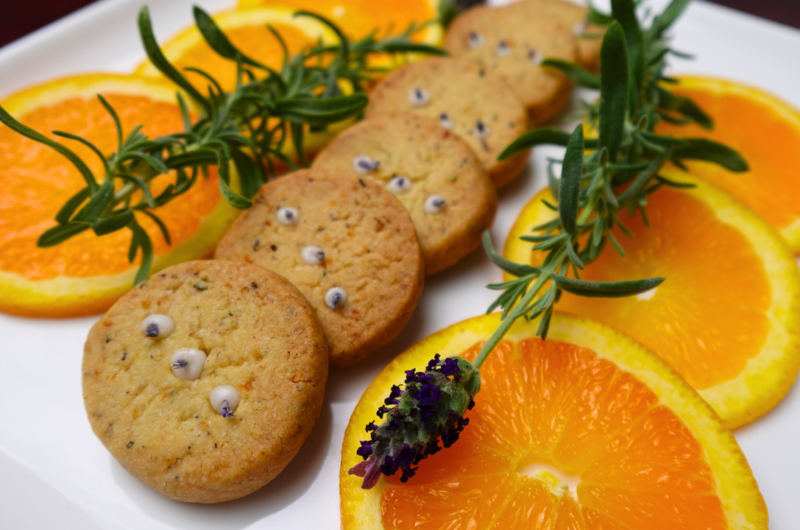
top-left (325, 287), bottom-right (348, 309)
top-left (468, 31), bottom-right (484, 49)
top-left (409, 87), bottom-right (430, 107)
top-left (424, 195), bottom-right (446, 215)
top-left (439, 112), bottom-right (454, 130)
top-left (170, 348), bottom-right (207, 380)
top-left (301, 245), bottom-right (325, 265)
top-left (386, 176), bottom-right (413, 195)
top-left (473, 119), bottom-right (491, 139)
top-left (210, 385), bottom-right (240, 418)
top-left (277, 207), bottom-right (299, 226)
top-left (353, 155), bottom-right (380, 174)
top-left (141, 314), bottom-right (174, 339)
top-left (496, 39), bottom-right (511, 57)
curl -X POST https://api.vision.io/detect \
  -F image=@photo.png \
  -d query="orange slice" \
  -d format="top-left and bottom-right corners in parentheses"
top-left (237, 0), bottom-right (443, 45)
top-left (0, 74), bottom-right (239, 318)
top-left (654, 76), bottom-right (800, 253)
top-left (135, 8), bottom-right (347, 160)
top-left (504, 173), bottom-right (800, 428)
top-left (341, 312), bottom-right (768, 529)
top-left (136, 8), bottom-right (333, 94)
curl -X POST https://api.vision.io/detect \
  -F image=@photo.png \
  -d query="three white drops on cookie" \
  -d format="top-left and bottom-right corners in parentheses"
top-left (349, 154), bottom-right (446, 213)
top-left (142, 313), bottom-right (239, 418)
top-left (466, 30), bottom-right (542, 64)
top-left (275, 208), bottom-right (349, 309)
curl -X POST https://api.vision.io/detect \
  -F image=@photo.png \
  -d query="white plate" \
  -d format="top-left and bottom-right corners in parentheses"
top-left (1, 1), bottom-right (799, 528)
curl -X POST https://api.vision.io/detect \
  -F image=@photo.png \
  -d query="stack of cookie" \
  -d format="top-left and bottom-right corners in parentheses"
top-left (84, 168), bottom-right (429, 502)
top-left (355, 0), bottom-right (603, 190)
top-left (82, 0), bottom-right (600, 504)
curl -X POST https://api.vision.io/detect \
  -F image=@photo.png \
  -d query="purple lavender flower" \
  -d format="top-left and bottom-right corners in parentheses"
top-left (441, 358), bottom-right (461, 379)
top-left (348, 354), bottom-right (481, 489)
top-left (417, 383), bottom-right (441, 404)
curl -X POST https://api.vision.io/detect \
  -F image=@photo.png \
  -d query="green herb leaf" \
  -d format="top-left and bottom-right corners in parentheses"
top-left (438, 0), bottom-right (459, 28)
top-left (92, 210), bottom-right (135, 236)
top-left (275, 94), bottom-right (368, 127)
top-left (657, 87), bottom-right (712, 129)
top-left (129, 223), bottom-right (154, 285)
top-left (482, 231), bottom-right (541, 277)
top-left (55, 187), bottom-right (91, 225)
top-left (559, 125), bottom-right (585, 235)
top-left (542, 59), bottom-right (600, 89)
top-left (290, 122), bottom-right (308, 167)
top-left (37, 223), bottom-right (91, 248)
top-left (598, 21), bottom-right (629, 162)
top-left (295, 11), bottom-right (349, 61)
top-left (672, 138), bottom-right (749, 172)
top-left (193, 6), bottom-right (266, 69)
top-left (138, 6), bottom-right (209, 110)
top-left (138, 209), bottom-right (172, 245)
top-left (552, 275), bottom-right (665, 298)
top-left (610, 0), bottom-right (645, 94)
top-left (230, 149), bottom-right (264, 199)
top-left (655, 0), bottom-right (692, 33)
top-left (216, 153), bottom-right (253, 209)
top-left (71, 181), bottom-right (116, 224)
top-left (498, 128), bottom-right (599, 160)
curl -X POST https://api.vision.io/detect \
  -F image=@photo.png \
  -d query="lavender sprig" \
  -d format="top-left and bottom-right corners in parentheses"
top-left (349, 354), bottom-right (480, 489)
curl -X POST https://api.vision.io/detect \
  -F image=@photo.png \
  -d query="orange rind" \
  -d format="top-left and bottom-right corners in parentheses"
top-left (504, 173), bottom-right (800, 428)
top-left (341, 312), bottom-right (768, 529)
top-left (0, 74), bottom-right (239, 318)
top-left (655, 76), bottom-right (800, 253)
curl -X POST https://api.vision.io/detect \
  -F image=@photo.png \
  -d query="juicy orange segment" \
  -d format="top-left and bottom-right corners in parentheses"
top-left (381, 340), bottom-right (726, 529)
top-left (654, 76), bottom-right (800, 252)
top-left (0, 74), bottom-right (239, 317)
top-left (340, 313), bottom-right (768, 529)
top-left (135, 9), bottom-right (330, 94)
top-left (503, 174), bottom-right (800, 428)
top-left (238, 0), bottom-right (442, 43)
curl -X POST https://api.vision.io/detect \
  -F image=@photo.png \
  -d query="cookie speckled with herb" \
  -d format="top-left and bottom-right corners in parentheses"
top-left (83, 260), bottom-right (328, 503)
top-left (216, 169), bottom-right (424, 367)
top-left (312, 113), bottom-right (497, 274)
top-left (443, 2), bottom-right (578, 125)
top-left (365, 57), bottom-right (529, 190)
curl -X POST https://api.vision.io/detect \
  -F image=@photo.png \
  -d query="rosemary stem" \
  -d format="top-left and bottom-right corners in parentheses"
top-left (112, 168), bottom-right (158, 204)
top-left (473, 271), bottom-right (551, 370)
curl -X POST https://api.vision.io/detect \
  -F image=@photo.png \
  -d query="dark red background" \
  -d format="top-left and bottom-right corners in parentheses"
top-left (0, 0), bottom-right (798, 48)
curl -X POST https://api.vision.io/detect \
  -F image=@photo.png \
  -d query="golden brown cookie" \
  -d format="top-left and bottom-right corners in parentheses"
top-left (365, 57), bottom-right (529, 189)
top-left (215, 169), bottom-right (424, 367)
top-left (312, 114), bottom-right (498, 275)
top-left (443, 2), bottom-right (578, 125)
top-left (83, 260), bottom-right (328, 504)
top-left (509, 0), bottom-right (605, 71)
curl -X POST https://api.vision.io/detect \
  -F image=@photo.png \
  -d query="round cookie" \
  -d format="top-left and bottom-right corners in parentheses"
top-left (215, 169), bottom-right (425, 367)
top-left (83, 260), bottom-right (328, 504)
top-left (443, 2), bottom-right (578, 125)
top-left (508, 0), bottom-right (605, 71)
top-left (365, 57), bottom-right (529, 189)
top-left (312, 113), bottom-right (498, 275)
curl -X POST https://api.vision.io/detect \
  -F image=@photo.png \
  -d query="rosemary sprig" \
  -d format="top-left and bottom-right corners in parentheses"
top-left (350, 0), bottom-right (748, 490)
top-left (475, 0), bottom-right (747, 363)
top-left (0, 6), bottom-right (444, 285)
